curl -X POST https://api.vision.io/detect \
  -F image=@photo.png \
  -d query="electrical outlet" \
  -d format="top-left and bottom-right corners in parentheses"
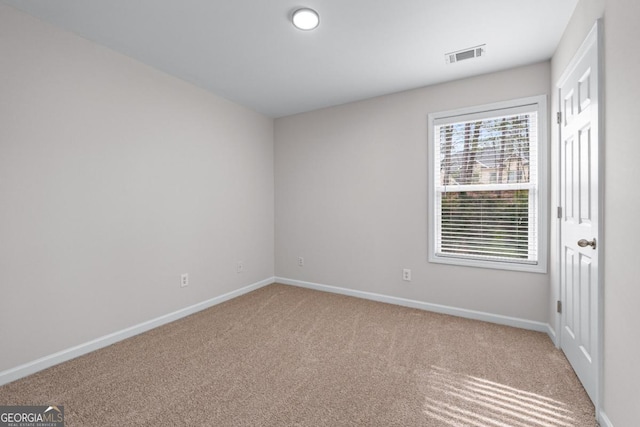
top-left (181, 273), bottom-right (189, 288)
top-left (298, 257), bottom-right (304, 267)
top-left (236, 261), bottom-right (244, 273)
top-left (402, 269), bottom-right (411, 281)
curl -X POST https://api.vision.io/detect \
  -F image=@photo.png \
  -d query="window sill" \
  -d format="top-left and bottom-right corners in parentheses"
top-left (428, 253), bottom-right (547, 273)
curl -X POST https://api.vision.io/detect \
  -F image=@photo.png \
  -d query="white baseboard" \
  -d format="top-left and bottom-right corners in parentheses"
top-left (547, 324), bottom-right (558, 346)
top-left (0, 277), bottom-right (275, 387)
top-left (599, 411), bottom-right (613, 427)
top-left (275, 277), bottom-right (551, 334)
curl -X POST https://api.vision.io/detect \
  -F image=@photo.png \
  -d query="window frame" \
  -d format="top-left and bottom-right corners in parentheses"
top-left (427, 95), bottom-right (548, 273)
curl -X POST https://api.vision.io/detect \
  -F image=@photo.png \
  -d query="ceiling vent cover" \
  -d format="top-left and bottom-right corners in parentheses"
top-left (445, 45), bottom-right (486, 64)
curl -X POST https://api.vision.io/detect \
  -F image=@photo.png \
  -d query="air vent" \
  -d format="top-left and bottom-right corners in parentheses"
top-left (445, 45), bottom-right (486, 64)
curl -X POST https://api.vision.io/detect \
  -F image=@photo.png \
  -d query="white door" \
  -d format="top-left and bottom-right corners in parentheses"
top-left (558, 22), bottom-right (601, 405)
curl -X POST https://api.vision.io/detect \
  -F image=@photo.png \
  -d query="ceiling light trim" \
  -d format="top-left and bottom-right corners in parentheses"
top-left (292, 8), bottom-right (319, 31)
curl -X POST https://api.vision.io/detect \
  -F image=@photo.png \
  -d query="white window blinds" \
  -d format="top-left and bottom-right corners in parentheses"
top-left (432, 106), bottom-right (540, 265)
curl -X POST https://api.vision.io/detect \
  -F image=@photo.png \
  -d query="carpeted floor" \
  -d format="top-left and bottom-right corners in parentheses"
top-left (0, 283), bottom-right (596, 426)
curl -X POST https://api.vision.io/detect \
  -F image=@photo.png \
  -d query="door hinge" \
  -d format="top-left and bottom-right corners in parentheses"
top-left (557, 206), bottom-right (562, 219)
top-left (557, 300), bottom-right (562, 314)
top-left (557, 112), bottom-right (562, 125)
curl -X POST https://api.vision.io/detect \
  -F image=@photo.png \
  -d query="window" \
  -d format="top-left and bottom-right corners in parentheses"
top-left (427, 96), bottom-right (547, 272)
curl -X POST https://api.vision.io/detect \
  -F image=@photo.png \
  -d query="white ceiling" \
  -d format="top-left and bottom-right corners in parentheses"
top-left (3, 0), bottom-right (578, 118)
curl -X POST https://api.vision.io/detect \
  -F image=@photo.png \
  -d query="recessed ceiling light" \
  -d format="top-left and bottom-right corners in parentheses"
top-left (292, 8), bottom-right (319, 31)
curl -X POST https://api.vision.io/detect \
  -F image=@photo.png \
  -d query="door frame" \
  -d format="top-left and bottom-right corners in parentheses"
top-left (554, 19), bottom-right (604, 418)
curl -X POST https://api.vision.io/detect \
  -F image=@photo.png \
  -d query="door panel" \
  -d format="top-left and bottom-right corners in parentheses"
top-left (564, 247), bottom-right (575, 337)
top-left (563, 137), bottom-right (574, 220)
top-left (579, 253), bottom-right (592, 357)
top-left (579, 126), bottom-right (592, 224)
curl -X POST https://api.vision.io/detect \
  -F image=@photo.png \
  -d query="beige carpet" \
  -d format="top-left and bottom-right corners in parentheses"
top-left (0, 283), bottom-right (596, 426)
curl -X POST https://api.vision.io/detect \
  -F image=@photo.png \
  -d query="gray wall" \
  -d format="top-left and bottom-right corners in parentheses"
top-left (551, 0), bottom-right (640, 424)
top-left (603, 1), bottom-right (640, 421)
top-left (275, 62), bottom-right (551, 323)
top-left (0, 5), bottom-right (274, 372)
